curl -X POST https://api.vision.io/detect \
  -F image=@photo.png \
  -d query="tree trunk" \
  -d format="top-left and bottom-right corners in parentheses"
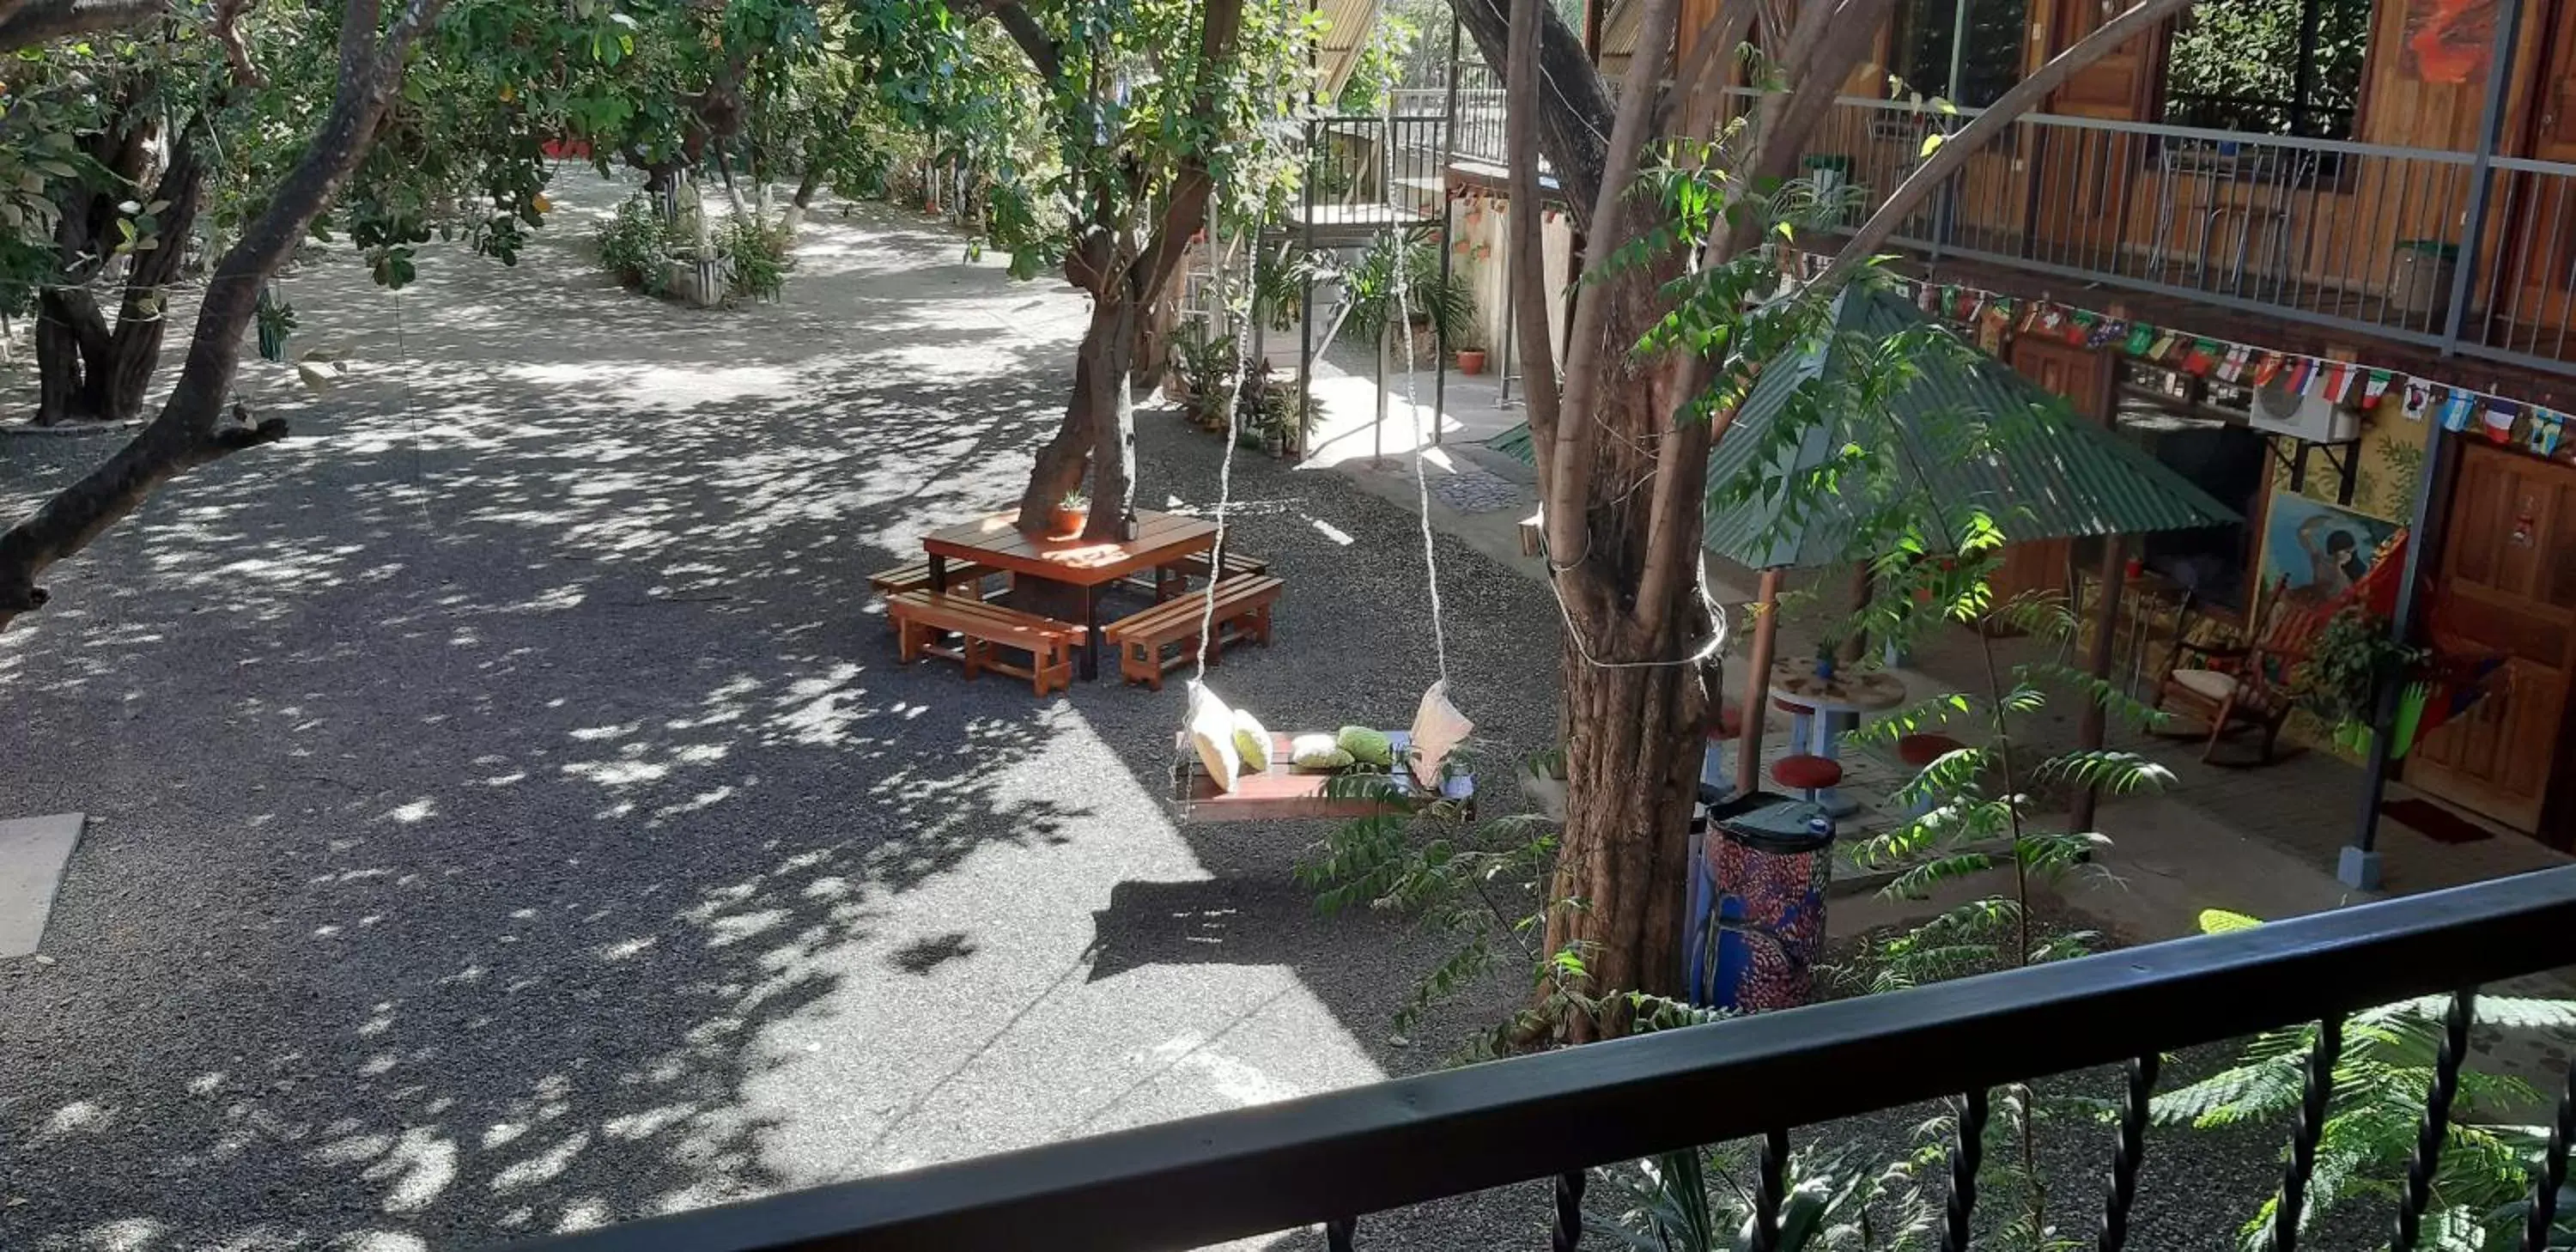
top-left (1083, 293), bottom-right (1140, 539)
top-left (1550, 632), bottom-right (1704, 1041)
top-left (1013, 290), bottom-right (1130, 532)
top-left (780, 166), bottom-right (824, 238)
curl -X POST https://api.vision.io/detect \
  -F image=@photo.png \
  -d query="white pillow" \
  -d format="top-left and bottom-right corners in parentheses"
top-left (1187, 681), bottom-right (1242, 793)
top-left (1232, 708), bottom-right (1273, 773)
top-left (1290, 732), bottom-right (1352, 769)
top-left (1408, 680), bottom-right (1473, 789)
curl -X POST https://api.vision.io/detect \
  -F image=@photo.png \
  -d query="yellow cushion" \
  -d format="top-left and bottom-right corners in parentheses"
top-left (2172, 668), bottom-right (2239, 703)
top-left (1232, 708), bottom-right (1273, 773)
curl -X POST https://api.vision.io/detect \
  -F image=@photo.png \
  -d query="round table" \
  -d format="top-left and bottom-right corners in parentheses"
top-left (1767, 660), bottom-right (1908, 817)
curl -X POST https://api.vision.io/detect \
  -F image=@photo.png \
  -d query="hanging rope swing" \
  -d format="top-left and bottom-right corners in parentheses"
top-left (1168, 207), bottom-right (1477, 824)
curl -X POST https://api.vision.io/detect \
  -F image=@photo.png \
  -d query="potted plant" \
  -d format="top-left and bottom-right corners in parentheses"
top-left (1456, 343), bottom-right (1487, 375)
top-left (1260, 413), bottom-right (1286, 458)
top-left (1049, 489), bottom-right (1089, 538)
top-left (2293, 606), bottom-right (2429, 753)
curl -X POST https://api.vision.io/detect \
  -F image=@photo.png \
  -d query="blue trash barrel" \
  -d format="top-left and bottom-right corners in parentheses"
top-left (1687, 792), bottom-right (1833, 1012)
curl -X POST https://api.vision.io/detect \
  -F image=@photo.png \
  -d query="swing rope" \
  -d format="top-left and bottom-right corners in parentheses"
top-left (1188, 224), bottom-right (1247, 691)
top-left (1382, 97), bottom-right (1451, 692)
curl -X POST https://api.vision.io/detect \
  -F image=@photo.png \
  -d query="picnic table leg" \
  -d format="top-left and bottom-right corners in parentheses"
top-left (927, 552), bottom-right (947, 596)
top-left (1815, 709), bottom-right (1862, 819)
top-left (1081, 586), bottom-right (1101, 680)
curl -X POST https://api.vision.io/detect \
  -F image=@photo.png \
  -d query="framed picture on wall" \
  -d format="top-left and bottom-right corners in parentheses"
top-left (2259, 492), bottom-right (2400, 615)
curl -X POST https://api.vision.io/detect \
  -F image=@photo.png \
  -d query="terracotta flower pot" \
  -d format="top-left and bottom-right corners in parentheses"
top-left (1457, 349), bottom-right (1487, 375)
top-left (1049, 505), bottom-right (1087, 537)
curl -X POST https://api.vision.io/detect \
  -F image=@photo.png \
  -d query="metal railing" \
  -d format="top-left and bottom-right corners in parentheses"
top-left (507, 865), bottom-right (2576, 1252)
top-left (1795, 94), bottom-right (2576, 374)
top-left (1394, 86), bottom-right (1510, 168)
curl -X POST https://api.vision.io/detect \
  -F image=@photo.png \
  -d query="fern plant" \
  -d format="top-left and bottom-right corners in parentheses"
top-left (2157, 911), bottom-right (2576, 1252)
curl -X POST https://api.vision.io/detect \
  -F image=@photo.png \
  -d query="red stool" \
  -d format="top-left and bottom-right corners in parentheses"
top-left (1712, 701), bottom-right (1744, 738)
top-left (1771, 753), bottom-right (1842, 802)
top-left (1896, 733), bottom-right (1964, 768)
top-left (1895, 734), bottom-right (1965, 817)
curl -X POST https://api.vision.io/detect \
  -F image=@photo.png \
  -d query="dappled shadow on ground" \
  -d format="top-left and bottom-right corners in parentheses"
top-left (0, 173), bottom-right (1560, 1251)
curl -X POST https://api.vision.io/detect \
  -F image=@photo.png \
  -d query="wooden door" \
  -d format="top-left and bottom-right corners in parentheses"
top-left (2029, 0), bottom-right (2159, 263)
top-left (1989, 337), bottom-right (2117, 601)
top-left (2408, 441), bottom-right (2576, 833)
top-left (2501, 0), bottom-right (2576, 336)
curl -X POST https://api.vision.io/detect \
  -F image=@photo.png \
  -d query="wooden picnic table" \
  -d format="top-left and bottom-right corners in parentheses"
top-left (921, 508), bottom-right (1220, 680)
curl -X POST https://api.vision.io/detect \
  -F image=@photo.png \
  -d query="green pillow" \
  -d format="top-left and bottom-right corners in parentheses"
top-left (1336, 725), bottom-right (1394, 768)
top-left (1232, 709), bottom-right (1273, 772)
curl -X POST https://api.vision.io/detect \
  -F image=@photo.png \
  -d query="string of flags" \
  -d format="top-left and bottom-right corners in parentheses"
top-left (1849, 262), bottom-right (2576, 462)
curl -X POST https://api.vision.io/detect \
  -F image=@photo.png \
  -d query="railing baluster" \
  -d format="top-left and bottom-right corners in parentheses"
top-left (1327, 1215), bottom-right (1358, 1252)
top-left (2272, 1015), bottom-right (2347, 1252)
top-left (2096, 1053), bottom-right (2161, 1252)
top-left (1551, 1170), bottom-right (1584, 1252)
top-left (1941, 1089), bottom-right (1991, 1252)
top-left (2523, 1047), bottom-right (2576, 1252)
top-left (2395, 989), bottom-right (2479, 1251)
top-left (1752, 1127), bottom-right (1792, 1252)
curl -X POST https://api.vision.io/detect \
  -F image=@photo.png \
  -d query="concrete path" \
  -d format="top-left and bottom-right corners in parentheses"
top-left (0, 173), bottom-right (1555, 1250)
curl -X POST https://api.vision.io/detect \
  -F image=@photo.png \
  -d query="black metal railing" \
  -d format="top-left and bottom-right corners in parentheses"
top-left (505, 865), bottom-right (2576, 1252)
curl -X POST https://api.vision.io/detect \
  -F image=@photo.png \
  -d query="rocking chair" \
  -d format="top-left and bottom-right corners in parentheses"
top-left (2156, 574), bottom-right (2307, 766)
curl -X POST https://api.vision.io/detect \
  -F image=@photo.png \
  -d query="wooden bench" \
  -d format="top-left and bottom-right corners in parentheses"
top-left (1122, 549), bottom-right (1269, 601)
top-left (1102, 574), bottom-right (1284, 690)
top-left (871, 559), bottom-right (1001, 598)
top-left (886, 591), bottom-right (1086, 696)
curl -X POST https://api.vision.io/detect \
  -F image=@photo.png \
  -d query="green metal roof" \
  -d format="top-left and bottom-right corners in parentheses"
top-left (1484, 286), bottom-right (2240, 569)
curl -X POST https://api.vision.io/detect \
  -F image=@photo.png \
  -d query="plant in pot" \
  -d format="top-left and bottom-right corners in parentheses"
top-left (1339, 228), bottom-right (1476, 368)
top-left (1455, 341), bottom-right (1486, 375)
top-left (1048, 489), bottom-right (1089, 538)
top-left (2293, 605), bottom-right (2429, 754)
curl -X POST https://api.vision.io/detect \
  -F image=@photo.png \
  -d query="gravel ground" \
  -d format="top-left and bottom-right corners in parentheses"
top-left (0, 175), bottom-right (2428, 1252)
top-left (0, 173), bottom-right (1551, 1250)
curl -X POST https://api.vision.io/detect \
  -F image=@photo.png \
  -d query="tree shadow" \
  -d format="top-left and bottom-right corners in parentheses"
top-left (0, 169), bottom-right (1564, 1252)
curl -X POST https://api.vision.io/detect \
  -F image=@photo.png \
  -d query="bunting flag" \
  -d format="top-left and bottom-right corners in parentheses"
top-left (2362, 368), bottom-right (2397, 406)
top-left (2312, 362), bottom-right (2353, 402)
top-left (2485, 398), bottom-right (2522, 444)
top-left (2216, 344), bottom-right (2252, 381)
top-left (2067, 311), bottom-right (2098, 346)
top-left (2440, 390), bottom-right (2477, 432)
top-left (2085, 317), bottom-right (2127, 350)
top-left (2148, 330), bottom-right (2182, 362)
top-left (1958, 289), bottom-right (1986, 322)
top-left (2283, 356), bottom-right (2318, 393)
top-left (1917, 283), bottom-right (1940, 314)
top-left (2033, 304), bottom-right (2067, 337)
top-left (2530, 409), bottom-right (2565, 458)
top-left (2123, 323), bottom-right (2157, 356)
top-left (2403, 380), bottom-right (2437, 422)
top-left (2252, 352), bottom-right (2287, 387)
top-left (1940, 285), bottom-right (1962, 319)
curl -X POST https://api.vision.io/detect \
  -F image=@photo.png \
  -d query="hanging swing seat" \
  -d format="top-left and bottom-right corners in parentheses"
top-left (1170, 731), bottom-right (1477, 822)
top-left (1103, 574), bottom-right (1284, 690)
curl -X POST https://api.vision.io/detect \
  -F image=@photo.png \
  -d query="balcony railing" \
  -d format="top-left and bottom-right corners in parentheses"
top-left (1798, 94), bottom-right (2576, 374)
top-left (507, 865), bottom-right (2576, 1252)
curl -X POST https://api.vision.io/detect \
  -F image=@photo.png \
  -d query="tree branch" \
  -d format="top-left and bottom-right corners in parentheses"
top-left (983, 0), bottom-right (1060, 82)
top-left (0, 0), bottom-right (162, 54)
top-left (1454, 0), bottom-right (1614, 222)
top-left (1503, 0), bottom-right (1564, 491)
top-left (1815, 0), bottom-right (2196, 293)
top-left (1544, 0), bottom-right (1682, 568)
top-left (0, 0), bottom-right (453, 626)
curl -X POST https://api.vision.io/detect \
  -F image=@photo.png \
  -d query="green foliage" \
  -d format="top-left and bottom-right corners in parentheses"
top-left (2165, 0), bottom-right (2369, 137)
top-left (1335, 226), bottom-right (1476, 349)
top-left (2155, 911), bottom-right (2576, 1251)
top-left (2293, 606), bottom-right (2428, 731)
top-left (595, 194), bottom-right (679, 294)
top-left (1334, 8), bottom-right (1419, 114)
top-left (717, 214), bottom-right (793, 301)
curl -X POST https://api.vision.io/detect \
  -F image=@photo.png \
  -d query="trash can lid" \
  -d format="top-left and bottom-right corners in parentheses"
top-left (1706, 790), bottom-right (1833, 853)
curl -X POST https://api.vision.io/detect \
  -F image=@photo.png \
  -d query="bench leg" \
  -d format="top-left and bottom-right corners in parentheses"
top-left (963, 637), bottom-right (982, 681)
top-left (1256, 603), bottom-right (1274, 647)
top-left (897, 617), bottom-right (924, 664)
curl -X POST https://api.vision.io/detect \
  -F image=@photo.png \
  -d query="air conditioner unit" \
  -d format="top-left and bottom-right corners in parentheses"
top-left (2248, 381), bottom-right (2360, 443)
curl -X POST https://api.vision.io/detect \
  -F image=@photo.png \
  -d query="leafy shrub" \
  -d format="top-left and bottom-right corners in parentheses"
top-left (719, 216), bottom-right (793, 302)
top-left (595, 195), bottom-right (676, 295)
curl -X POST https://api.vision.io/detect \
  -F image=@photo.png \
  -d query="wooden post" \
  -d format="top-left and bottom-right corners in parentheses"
top-left (1737, 568), bottom-right (1785, 793)
top-left (1838, 563), bottom-right (1873, 666)
top-left (2070, 538), bottom-right (2125, 833)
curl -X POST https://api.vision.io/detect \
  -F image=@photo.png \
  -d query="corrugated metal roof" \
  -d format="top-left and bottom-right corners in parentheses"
top-left (1483, 286), bottom-right (2241, 569)
top-left (1313, 0), bottom-right (1385, 99)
